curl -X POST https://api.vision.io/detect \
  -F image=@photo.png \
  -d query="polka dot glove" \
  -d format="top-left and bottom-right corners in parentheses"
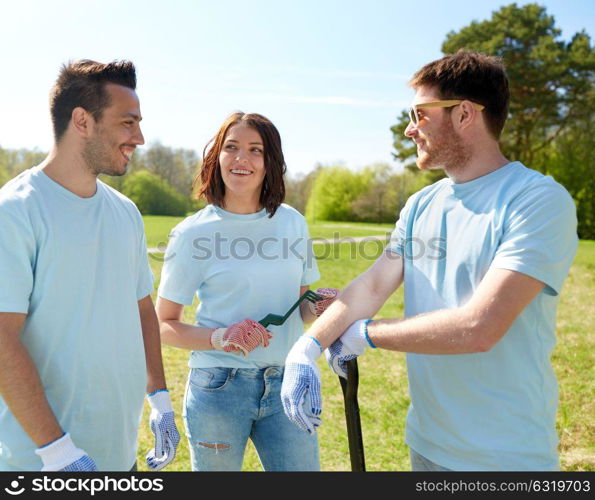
top-left (146, 390), bottom-right (180, 471)
top-left (211, 319), bottom-right (273, 356)
top-left (308, 288), bottom-right (340, 317)
top-left (35, 432), bottom-right (98, 471)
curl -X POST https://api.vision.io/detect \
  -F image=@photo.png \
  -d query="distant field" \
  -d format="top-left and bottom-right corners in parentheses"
top-left (143, 215), bottom-right (185, 249)
top-left (139, 215), bottom-right (594, 471)
top-left (143, 215), bottom-right (394, 248)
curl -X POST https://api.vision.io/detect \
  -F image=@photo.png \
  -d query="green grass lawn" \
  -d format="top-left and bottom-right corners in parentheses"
top-left (139, 215), bottom-right (594, 471)
top-left (142, 215), bottom-right (395, 247)
top-left (143, 215), bottom-right (185, 248)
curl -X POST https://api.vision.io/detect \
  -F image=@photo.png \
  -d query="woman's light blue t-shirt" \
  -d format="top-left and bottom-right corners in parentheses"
top-left (158, 204), bottom-right (320, 369)
top-left (389, 162), bottom-right (578, 471)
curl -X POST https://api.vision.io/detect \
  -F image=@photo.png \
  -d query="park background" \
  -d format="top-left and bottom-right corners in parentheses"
top-left (1, 1), bottom-right (593, 470)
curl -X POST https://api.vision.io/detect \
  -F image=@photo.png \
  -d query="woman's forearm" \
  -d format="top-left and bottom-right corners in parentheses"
top-left (159, 319), bottom-right (215, 351)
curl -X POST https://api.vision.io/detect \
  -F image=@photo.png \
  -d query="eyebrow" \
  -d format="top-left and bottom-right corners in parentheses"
top-left (225, 139), bottom-right (263, 145)
top-left (124, 112), bottom-right (142, 121)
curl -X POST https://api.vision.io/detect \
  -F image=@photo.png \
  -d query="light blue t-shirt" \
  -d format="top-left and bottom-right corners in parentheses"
top-left (158, 204), bottom-right (320, 369)
top-left (0, 167), bottom-right (154, 471)
top-left (389, 162), bottom-right (578, 471)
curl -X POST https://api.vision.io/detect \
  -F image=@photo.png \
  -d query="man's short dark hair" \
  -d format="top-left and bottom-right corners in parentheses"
top-left (49, 59), bottom-right (136, 142)
top-left (409, 50), bottom-right (510, 138)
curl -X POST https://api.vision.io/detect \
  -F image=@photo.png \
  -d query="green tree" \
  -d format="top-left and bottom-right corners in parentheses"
top-left (305, 166), bottom-right (369, 222)
top-left (285, 167), bottom-right (320, 215)
top-left (351, 163), bottom-right (395, 222)
top-left (121, 170), bottom-right (188, 216)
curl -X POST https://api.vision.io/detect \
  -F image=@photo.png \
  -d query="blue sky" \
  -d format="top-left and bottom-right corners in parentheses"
top-left (0, 0), bottom-right (592, 175)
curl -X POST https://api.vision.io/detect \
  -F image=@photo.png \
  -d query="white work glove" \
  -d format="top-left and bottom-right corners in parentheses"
top-left (35, 432), bottom-right (98, 471)
top-left (308, 288), bottom-right (340, 317)
top-left (325, 319), bottom-right (376, 378)
top-left (211, 318), bottom-right (273, 356)
top-left (281, 335), bottom-right (323, 434)
top-left (146, 390), bottom-right (180, 471)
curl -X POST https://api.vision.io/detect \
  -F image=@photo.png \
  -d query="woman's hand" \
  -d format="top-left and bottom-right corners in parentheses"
top-left (210, 319), bottom-right (273, 356)
top-left (309, 288), bottom-right (340, 317)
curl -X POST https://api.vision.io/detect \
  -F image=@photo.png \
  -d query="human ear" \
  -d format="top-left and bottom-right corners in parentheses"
top-left (71, 107), bottom-right (93, 137)
top-left (456, 101), bottom-right (477, 131)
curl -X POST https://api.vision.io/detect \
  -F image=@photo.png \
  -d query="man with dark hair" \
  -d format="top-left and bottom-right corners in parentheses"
top-left (281, 50), bottom-right (578, 471)
top-left (0, 59), bottom-right (179, 471)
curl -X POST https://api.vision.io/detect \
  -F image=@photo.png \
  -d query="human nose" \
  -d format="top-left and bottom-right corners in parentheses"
top-left (133, 124), bottom-right (145, 145)
top-left (404, 120), bottom-right (416, 138)
top-left (235, 148), bottom-right (248, 163)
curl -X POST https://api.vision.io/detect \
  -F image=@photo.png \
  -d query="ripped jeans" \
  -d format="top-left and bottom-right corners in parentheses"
top-left (183, 366), bottom-right (320, 471)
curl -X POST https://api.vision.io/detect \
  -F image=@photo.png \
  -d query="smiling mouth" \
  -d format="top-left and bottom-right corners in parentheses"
top-left (120, 146), bottom-right (135, 162)
top-left (230, 169), bottom-right (252, 176)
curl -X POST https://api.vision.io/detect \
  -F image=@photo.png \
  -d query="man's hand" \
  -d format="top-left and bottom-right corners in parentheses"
top-left (146, 390), bottom-right (180, 471)
top-left (35, 433), bottom-right (98, 471)
top-left (281, 335), bottom-right (323, 434)
top-left (325, 319), bottom-right (375, 378)
top-left (308, 288), bottom-right (340, 317)
top-left (211, 319), bottom-right (273, 356)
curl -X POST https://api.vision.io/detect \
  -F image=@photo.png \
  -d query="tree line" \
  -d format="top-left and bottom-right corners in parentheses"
top-left (1, 4), bottom-right (592, 237)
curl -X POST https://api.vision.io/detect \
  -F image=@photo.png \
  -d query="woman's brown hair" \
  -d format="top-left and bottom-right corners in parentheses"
top-left (193, 112), bottom-right (286, 217)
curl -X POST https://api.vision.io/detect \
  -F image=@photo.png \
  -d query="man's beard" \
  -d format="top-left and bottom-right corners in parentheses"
top-left (82, 133), bottom-right (126, 177)
top-left (417, 119), bottom-right (471, 175)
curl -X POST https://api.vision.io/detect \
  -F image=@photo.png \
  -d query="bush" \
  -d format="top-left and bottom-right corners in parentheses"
top-left (122, 170), bottom-right (189, 216)
top-left (305, 166), bottom-right (370, 222)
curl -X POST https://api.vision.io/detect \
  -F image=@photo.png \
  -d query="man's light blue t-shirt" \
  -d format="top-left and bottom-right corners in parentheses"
top-left (389, 162), bottom-right (578, 471)
top-left (158, 204), bottom-right (320, 369)
top-left (0, 167), bottom-right (154, 471)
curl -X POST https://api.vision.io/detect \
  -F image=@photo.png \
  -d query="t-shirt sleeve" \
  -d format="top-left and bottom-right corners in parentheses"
top-left (0, 207), bottom-right (35, 313)
top-left (388, 192), bottom-right (417, 256)
top-left (158, 226), bottom-right (205, 305)
top-left (136, 223), bottom-right (155, 300)
top-left (491, 181), bottom-right (578, 296)
top-left (300, 218), bottom-right (320, 286)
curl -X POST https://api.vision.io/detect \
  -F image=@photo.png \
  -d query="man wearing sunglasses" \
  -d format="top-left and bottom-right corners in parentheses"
top-left (281, 50), bottom-right (578, 471)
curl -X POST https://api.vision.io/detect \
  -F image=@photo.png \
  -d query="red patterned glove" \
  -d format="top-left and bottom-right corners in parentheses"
top-left (308, 288), bottom-right (340, 317)
top-left (211, 319), bottom-right (273, 356)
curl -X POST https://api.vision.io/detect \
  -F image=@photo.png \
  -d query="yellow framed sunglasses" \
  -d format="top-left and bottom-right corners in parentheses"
top-left (409, 100), bottom-right (485, 125)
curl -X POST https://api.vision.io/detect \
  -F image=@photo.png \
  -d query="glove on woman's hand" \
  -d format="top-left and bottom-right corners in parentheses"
top-left (211, 319), bottom-right (273, 356)
top-left (308, 288), bottom-right (340, 317)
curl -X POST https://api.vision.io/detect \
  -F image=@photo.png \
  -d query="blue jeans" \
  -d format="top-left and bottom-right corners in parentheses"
top-left (410, 448), bottom-right (452, 471)
top-left (183, 366), bottom-right (320, 471)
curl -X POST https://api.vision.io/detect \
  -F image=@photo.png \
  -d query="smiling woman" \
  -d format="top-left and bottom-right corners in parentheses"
top-left (195, 112), bottom-right (286, 217)
top-left (218, 124), bottom-right (266, 213)
top-left (154, 111), bottom-right (339, 471)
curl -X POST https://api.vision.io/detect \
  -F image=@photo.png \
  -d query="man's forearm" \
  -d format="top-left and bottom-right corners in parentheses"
top-left (308, 273), bottom-right (389, 349)
top-left (367, 267), bottom-right (546, 355)
top-left (366, 308), bottom-right (482, 354)
top-left (0, 336), bottom-right (63, 447)
top-left (138, 297), bottom-right (167, 394)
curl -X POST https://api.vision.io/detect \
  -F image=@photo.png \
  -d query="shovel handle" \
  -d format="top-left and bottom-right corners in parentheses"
top-left (339, 358), bottom-right (366, 471)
